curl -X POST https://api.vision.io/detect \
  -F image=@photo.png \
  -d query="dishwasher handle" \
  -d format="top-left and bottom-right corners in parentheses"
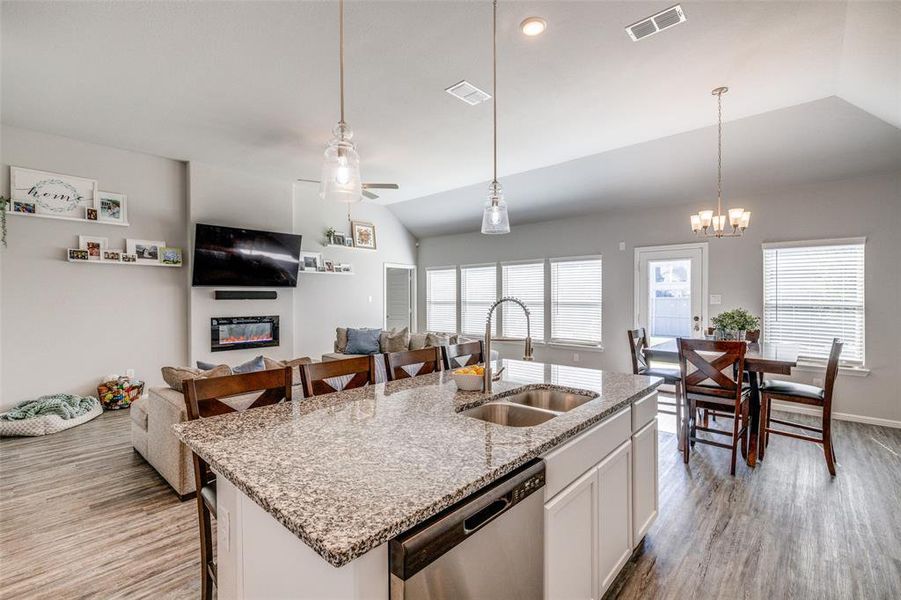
top-left (463, 496), bottom-right (511, 534)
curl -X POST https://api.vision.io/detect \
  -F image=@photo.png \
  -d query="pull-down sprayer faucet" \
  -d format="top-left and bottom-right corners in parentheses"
top-left (483, 297), bottom-right (534, 393)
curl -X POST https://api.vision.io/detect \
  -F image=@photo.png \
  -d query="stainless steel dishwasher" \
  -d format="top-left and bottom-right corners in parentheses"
top-left (389, 459), bottom-right (545, 600)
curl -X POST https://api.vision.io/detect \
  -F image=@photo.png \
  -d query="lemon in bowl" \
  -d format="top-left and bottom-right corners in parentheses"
top-left (453, 366), bottom-right (485, 391)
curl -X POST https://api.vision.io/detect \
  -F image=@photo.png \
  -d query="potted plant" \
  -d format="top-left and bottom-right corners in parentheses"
top-left (711, 308), bottom-right (760, 341)
top-left (324, 226), bottom-right (337, 245)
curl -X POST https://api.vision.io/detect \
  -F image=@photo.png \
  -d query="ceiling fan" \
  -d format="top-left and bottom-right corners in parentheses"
top-left (296, 178), bottom-right (399, 200)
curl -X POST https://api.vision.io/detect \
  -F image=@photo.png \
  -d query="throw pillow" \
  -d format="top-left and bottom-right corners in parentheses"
top-left (345, 328), bottom-right (382, 355)
top-left (233, 355), bottom-right (266, 374)
top-left (382, 327), bottom-right (410, 353)
top-left (161, 365), bottom-right (231, 393)
top-left (196, 360), bottom-right (227, 371)
top-left (336, 327), bottom-right (348, 353)
top-left (426, 332), bottom-right (452, 347)
top-left (409, 332), bottom-right (428, 351)
top-left (263, 356), bottom-right (313, 383)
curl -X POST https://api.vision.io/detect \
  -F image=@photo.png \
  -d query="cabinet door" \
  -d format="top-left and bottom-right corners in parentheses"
top-left (545, 468), bottom-right (598, 600)
top-left (596, 440), bottom-right (632, 596)
top-left (632, 418), bottom-right (658, 546)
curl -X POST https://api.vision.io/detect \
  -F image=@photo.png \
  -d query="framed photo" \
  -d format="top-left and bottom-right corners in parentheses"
top-left (13, 201), bottom-right (35, 214)
top-left (351, 221), bottom-right (376, 250)
top-left (98, 192), bottom-right (128, 224)
top-left (337, 263), bottom-right (353, 273)
top-left (324, 261), bottom-right (335, 272)
top-left (343, 236), bottom-right (354, 247)
top-left (85, 207), bottom-right (98, 221)
top-left (122, 254), bottom-right (137, 263)
top-left (300, 251), bottom-right (323, 272)
top-left (103, 250), bottom-right (122, 262)
top-left (68, 249), bottom-right (89, 261)
top-left (331, 232), bottom-right (346, 246)
top-left (160, 247), bottom-right (183, 266)
top-left (10, 166), bottom-right (97, 219)
top-left (78, 235), bottom-right (108, 260)
top-left (126, 239), bottom-right (165, 263)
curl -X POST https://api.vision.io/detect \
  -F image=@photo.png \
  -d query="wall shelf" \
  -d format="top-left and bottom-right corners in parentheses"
top-left (298, 270), bottom-right (354, 276)
top-left (10, 211), bottom-right (130, 227)
top-left (325, 243), bottom-right (374, 251)
top-left (66, 258), bottom-right (181, 268)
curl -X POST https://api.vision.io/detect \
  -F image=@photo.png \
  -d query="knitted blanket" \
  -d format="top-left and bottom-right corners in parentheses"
top-left (1, 394), bottom-right (100, 421)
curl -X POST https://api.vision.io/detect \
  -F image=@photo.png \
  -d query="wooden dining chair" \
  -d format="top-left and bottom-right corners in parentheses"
top-left (183, 367), bottom-right (293, 600)
top-left (300, 355), bottom-right (375, 397)
top-left (759, 338), bottom-right (843, 476)
top-left (678, 339), bottom-right (751, 475)
top-left (628, 328), bottom-right (684, 439)
top-left (385, 347), bottom-right (443, 381)
top-left (442, 340), bottom-right (484, 370)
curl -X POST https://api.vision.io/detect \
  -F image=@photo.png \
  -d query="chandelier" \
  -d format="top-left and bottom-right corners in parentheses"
top-left (690, 87), bottom-right (750, 238)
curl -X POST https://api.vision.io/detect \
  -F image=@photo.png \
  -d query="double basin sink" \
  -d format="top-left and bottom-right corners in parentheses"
top-left (461, 387), bottom-right (597, 427)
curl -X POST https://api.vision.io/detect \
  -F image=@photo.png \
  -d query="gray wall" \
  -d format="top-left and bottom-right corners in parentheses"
top-left (1, 125), bottom-right (188, 410)
top-left (417, 171), bottom-right (901, 424)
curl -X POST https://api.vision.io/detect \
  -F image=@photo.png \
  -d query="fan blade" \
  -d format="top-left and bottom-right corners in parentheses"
top-left (362, 190), bottom-right (379, 200)
top-left (362, 183), bottom-right (399, 189)
top-left (296, 178), bottom-right (321, 184)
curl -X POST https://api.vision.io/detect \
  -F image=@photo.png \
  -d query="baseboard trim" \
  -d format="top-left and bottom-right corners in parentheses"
top-left (771, 401), bottom-right (901, 429)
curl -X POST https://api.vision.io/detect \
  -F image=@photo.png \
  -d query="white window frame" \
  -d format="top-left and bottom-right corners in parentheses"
top-left (424, 266), bottom-right (458, 334)
top-left (549, 255), bottom-right (603, 348)
top-left (761, 237), bottom-right (866, 369)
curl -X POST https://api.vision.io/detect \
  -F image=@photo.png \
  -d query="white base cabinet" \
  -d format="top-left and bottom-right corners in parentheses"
top-left (542, 392), bottom-right (658, 599)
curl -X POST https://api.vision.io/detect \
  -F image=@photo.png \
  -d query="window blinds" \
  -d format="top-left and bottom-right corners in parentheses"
top-left (550, 258), bottom-right (602, 345)
top-left (502, 262), bottom-right (545, 341)
top-left (425, 268), bottom-right (457, 333)
top-left (461, 265), bottom-right (497, 336)
top-left (762, 239), bottom-right (865, 364)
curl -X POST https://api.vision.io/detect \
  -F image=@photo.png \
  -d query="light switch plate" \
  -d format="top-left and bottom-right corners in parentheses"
top-left (573, 353), bottom-right (580, 363)
top-left (618, 241), bottom-right (626, 251)
top-left (710, 294), bottom-right (722, 305)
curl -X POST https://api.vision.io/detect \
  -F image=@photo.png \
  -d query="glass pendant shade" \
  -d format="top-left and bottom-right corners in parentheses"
top-left (320, 122), bottom-right (362, 203)
top-left (481, 181), bottom-right (510, 234)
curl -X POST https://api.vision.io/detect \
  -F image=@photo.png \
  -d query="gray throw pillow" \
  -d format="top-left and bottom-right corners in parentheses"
top-left (161, 365), bottom-right (231, 393)
top-left (336, 327), bottom-right (348, 353)
top-left (409, 332), bottom-right (428, 351)
top-left (383, 327), bottom-right (410, 353)
top-left (346, 328), bottom-right (382, 355)
top-left (426, 332), bottom-right (452, 347)
top-left (232, 355), bottom-right (266, 374)
top-left (196, 360), bottom-right (226, 371)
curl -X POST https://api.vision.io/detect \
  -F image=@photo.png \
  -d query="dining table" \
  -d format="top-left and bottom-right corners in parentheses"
top-left (645, 339), bottom-right (801, 467)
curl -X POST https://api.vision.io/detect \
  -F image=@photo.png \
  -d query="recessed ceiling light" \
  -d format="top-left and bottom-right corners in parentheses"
top-left (520, 17), bottom-right (547, 37)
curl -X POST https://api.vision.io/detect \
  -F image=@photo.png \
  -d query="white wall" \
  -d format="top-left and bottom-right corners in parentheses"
top-left (1, 125), bottom-right (188, 410)
top-left (292, 187), bottom-right (418, 359)
top-left (417, 171), bottom-right (901, 424)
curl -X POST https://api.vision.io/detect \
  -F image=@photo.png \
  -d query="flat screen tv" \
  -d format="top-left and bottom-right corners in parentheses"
top-left (192, 223), bottom-right (302, 287)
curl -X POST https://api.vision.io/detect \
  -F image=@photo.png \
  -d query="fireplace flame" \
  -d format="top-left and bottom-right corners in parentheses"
top-left (221, 333), bottom-right (273, 344)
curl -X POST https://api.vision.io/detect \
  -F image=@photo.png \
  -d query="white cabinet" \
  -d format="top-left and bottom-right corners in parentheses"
top-left (631, 418), bottom-right (658, 546)
top-left (596, 440), bottom-right (633, 595)
top-left (544, 468), bottom-right (599, 600)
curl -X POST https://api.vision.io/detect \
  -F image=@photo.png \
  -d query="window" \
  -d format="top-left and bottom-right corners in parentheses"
top-left (763, 239), bottom-right (865, 365)
top-left (501, 262), bottom-right (545, 341)
top-left (460, 264), bottom-right (497, 336)
top-left (550, 257), bottom-right (602, 345)
top-left (425, 268), bottom-right (457, 333)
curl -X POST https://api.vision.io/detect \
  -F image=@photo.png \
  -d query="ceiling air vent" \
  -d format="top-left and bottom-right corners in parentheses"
top-left (445, 80), bottom-right (492, 106)
top-left (626, 4), bottom-right (686, 41)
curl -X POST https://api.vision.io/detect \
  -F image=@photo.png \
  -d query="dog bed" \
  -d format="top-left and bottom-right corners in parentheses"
top-left (0, 394), bottom-right (103, 437)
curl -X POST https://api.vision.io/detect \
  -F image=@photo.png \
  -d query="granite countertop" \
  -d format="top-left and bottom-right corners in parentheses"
top-left (173, 359), bottom-right (662, 567)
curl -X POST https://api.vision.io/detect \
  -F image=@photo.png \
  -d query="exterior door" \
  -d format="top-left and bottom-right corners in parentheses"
top-left (385, 265), bottom-right (415, 331)
top-left (635, 243), bottom-right (708, 346)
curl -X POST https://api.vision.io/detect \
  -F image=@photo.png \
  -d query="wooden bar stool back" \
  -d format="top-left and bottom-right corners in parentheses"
top-left (300, 356), bottom-right (375, 398)
top-left (183, 367), bottom-right (293, 600)
top-left (442, 340), bottom-right (484, 370)
top-left (385, 347), bottom-right (443, 381)
top-left (760, 338), bottom-right (843, 476)
top-left (677, 339), bottom-right (750, 475)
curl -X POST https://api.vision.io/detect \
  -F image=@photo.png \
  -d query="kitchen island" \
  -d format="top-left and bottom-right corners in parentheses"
top-left (174, 359), bottom-right (662, 599)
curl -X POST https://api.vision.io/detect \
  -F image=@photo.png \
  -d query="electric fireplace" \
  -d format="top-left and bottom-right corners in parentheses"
top-left (210, 316), bottom-right (279, 352)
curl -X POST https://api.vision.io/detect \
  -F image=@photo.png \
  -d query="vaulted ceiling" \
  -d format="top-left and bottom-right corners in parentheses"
top-left (3, 1), bottom-right (899, 237)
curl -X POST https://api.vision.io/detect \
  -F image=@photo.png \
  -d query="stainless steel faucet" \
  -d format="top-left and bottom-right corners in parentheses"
top-left (484, 297), bottom-right (534, 393)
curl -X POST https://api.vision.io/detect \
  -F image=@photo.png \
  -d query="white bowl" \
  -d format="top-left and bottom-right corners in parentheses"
top-left (453, 372), bottom-right (484, 392)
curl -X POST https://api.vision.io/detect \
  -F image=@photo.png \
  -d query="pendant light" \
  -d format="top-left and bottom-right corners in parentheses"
top-left (320, 0), bottom-right (362, 204)
top-left (481, 0), bottom-right (510, 235)
top-left (690, 87), bottom-right (750, 238)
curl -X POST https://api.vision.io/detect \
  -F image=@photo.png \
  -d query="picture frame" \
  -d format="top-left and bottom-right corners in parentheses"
top-left (10, 166), bottom-right (98, 220)
top-left (85, 207), bottom-right (98, 221)
top-left (103, 250), bottom-right (122, 262)
top-left (343, 236), bottom-right (354, 247)
top-left (13, 202), bottom-right (35, 214)
top-left (300, 251), bottom-right (323, 272)
top-left (68, 249), bottom-right (90, 261)
top-left (78, 235), bottom-right (108, 260)
top-left (122, 254), bottom-right (137, 263)
top-left (324, 260), bottom-right (335, 272)
top-left (97, 192), bottom-right (128, 224)
top-left (351, 221), bottom-right (376, 250)
top-left (126, 239), bottom-right (165, 263)
top-left (331, 232), bottom-right (346, 246)
top-left (160, 247), bottom-right (183, 266)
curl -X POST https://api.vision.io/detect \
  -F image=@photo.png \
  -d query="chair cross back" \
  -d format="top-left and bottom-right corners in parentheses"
top-left (443, 340), bottom-right (484, 370)
top-left (627, 328), bottom-right (650, 374)
top-left (680, 341), bottom-right (746, 397)
top-left (184, 367), bottom-right (293, 421)
top-left (385, 347), bottom-right (443, 381)
top-left (300, 356), bottom-right (375, 398)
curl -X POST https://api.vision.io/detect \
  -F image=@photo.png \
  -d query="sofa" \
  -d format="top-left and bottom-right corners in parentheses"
top-left (130, 357), bottom-right (309, 499)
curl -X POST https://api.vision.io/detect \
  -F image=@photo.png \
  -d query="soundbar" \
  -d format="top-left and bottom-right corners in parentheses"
top-left (214, 290), bottom-right (278, 300)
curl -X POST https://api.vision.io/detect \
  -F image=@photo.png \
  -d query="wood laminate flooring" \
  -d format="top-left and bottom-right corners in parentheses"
top-left (1, 407), bottom-right (899, 599)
